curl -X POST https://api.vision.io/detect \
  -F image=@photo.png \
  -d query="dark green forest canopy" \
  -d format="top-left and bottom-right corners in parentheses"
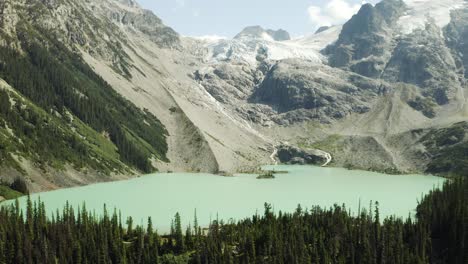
top-left (0, 23), bottom-right (168, 173)
top-left (421, 121), bottom-right (468, 176)
top-left (0, 178), bottom-right (466, 264)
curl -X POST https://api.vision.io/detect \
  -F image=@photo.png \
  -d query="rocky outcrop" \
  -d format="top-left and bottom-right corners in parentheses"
top-left (194, 63), bottom-right (260, 103)
top-left (276, 144), bottom-right (327, 165)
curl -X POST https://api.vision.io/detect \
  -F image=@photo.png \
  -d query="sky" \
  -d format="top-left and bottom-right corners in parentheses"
top-left (137, 0), bottom-right (380, 38)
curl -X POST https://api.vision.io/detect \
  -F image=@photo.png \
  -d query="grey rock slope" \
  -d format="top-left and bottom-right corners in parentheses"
top-left (251, 59), bottom-right (380, 123)
top-left (382, 22), bottom-right (461, 106)
top-left (446, 8), bottom-right (468, 79)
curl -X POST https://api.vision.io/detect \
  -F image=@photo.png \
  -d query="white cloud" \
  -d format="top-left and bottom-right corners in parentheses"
top-left (308, 0), bottom-right (367, 28)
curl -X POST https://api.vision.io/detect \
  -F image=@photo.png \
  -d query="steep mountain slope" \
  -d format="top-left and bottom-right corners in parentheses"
top-left (74, 0), bottom-right (272, 173)
top-left (0, 0), bottom-right (181, 190)
top-left (0, 0), bottom-right (275, 192)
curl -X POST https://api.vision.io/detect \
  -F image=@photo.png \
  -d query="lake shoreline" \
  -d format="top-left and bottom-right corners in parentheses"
top-left (2, 165), bottom-right (445, 234)
top-left (5, 164), bottom-right (443, 198)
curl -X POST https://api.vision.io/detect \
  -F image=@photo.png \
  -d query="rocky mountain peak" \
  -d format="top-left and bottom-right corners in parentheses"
top-left (234, 26), bottom-right (291, 41)
top-left (324, 0), bottom-right (406, 76)
top-left (375, 0), bottom-right (406, 24)
top-left (266, 29), bottom-right (291, 41)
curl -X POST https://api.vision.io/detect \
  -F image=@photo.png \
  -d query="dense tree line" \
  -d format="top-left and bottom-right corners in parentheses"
top-left (0, 24), bottom-right (168, 173)
top-left (0, 178), bottom-right (465, 264)
top-left (0, 88), bottom-right (100, 172)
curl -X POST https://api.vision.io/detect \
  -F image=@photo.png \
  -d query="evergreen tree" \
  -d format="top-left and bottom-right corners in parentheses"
top-left (174, 213), bottom-right (185, 254)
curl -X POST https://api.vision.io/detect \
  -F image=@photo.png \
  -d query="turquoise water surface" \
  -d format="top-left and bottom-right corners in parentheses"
top-left (3, 165), bottom-right (444, 233)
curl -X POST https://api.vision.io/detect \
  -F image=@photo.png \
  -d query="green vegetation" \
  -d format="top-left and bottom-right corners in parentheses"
top-left (421, 122), bottom-right (468, 176)
top-left (0, 177), bottom-right (28, 200)
top-left (426, 141), bottom-right (468, 176)
top-left (0, 177), bottom-right (466, 263)
top-left (301, 134), bottom-right (343, 154)
top-left (0, 186), bottom-right (22, 200)
top-left (0, 22), bottom-right (168, 174)
top-left (423, 122), bottom-right (466, 148)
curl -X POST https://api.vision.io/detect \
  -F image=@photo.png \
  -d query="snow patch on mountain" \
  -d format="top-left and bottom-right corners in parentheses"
top-left (399, 0), bottom-right (467, 34)
top-left (287, 25), bottom-right (342, 50)
top-left (196, 26), bottom-right (341, 65)
top-left (192, 35), bottom-right (228, 43)
top-left (200, 38), bottom-right (320, 65)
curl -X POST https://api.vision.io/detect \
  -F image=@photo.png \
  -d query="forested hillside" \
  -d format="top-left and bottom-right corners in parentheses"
top-left (0, 178), bottom-right (465, 264)
top-left (0, 20), bottom-right (168, 177)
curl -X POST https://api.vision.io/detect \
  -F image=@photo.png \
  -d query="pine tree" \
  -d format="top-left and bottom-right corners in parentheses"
top-left (174, 212), bottom-right (185, 254)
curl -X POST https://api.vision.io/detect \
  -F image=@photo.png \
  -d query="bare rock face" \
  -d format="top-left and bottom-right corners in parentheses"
top-left (276, 144), bottom-right (327, 165)
top-left (266, 29), bottom-right (291, 41)
top-left (321, 0), bottom-right (465, 116)
top-left (382, 22), bottom-right (460, 105)
top-left (250, 59), bottom-right (380, 123)
top-left (194, 63), bottom-right (260, 103)
top-left (325, 0), bottom-right (406, 77)
top-left (445, 8), bottom-right (468, 78)
top-left (110, 9), bottom-right (180, 49)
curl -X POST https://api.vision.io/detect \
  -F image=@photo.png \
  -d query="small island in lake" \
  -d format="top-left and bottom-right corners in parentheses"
top-left (257, 171), bottom-right (275, 179)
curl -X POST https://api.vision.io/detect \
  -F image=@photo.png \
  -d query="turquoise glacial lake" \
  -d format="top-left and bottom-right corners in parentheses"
top-left (2, 165), bottom-right (444, 233)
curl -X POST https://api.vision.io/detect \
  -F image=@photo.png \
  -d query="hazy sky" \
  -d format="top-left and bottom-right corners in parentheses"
top-left (137, 0), bottom-right (379, 38)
